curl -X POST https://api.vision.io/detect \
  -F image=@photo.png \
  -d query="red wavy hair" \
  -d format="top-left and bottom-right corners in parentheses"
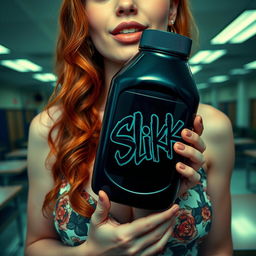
top-left (43, 0), bottom-right (198, 217)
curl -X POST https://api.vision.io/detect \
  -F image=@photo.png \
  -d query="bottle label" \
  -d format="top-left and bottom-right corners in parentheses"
top-left (110, 111), bottom-right (184, 166)
top-left (104, 89), bottom-right (190, 193)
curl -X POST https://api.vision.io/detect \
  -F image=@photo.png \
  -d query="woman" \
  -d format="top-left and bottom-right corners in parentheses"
top-left (25, 0), bottom-right (234, 255)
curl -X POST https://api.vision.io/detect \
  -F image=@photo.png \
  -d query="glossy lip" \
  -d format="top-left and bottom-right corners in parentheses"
top-left (110, 21), bottom-right (148, 44)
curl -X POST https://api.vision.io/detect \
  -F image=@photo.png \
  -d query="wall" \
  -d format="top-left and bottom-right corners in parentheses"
top-left (0, 86), bottom-right (50, 111)
top-left (199, 76), bottom-right (256, 129)
top-left (0, 85), bottom-right (52, 150)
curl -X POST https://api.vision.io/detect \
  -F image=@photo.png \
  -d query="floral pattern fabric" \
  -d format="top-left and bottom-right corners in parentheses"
top-left (53, 168), bottom-right (212, 254)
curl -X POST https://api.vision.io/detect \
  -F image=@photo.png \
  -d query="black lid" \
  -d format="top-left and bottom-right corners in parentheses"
top-left (139, 29), bottom-right (192, 57)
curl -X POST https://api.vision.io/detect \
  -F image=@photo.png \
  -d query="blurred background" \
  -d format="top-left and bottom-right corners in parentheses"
top-left (0, 0), bottom-right (255, 255)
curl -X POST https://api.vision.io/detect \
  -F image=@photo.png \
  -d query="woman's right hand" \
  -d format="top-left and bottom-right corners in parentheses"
top-left (78, 190), bottom-right (179, 256)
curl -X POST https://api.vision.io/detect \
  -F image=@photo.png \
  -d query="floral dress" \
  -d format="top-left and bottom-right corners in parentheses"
top-left (53, 168), bottom-right (212, 255)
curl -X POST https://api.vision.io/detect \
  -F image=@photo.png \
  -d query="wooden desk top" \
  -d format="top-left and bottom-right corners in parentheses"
top-left (234, 138), bottom-right (256, 145)
top-left (232, 194), bottom-right (256, 250)
top-left (243, 149), bottom-right (256, 158)
top-left (5, 149), bottom-right (27, 159)
top-left (0, 185), bottom-right (22, 211)
top-left (0, 160), bottom-right (27, 175)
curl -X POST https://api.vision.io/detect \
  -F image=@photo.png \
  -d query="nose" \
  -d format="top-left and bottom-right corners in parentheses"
top-left (116, 0), bottom-right (138, 16)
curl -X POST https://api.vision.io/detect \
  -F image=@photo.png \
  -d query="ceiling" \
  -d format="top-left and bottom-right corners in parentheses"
top-left (0, 0), bottom-right (255, 92)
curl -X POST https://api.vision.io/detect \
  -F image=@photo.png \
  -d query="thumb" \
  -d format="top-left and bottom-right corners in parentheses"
top-left (91, 190), bottom-right (111, 226)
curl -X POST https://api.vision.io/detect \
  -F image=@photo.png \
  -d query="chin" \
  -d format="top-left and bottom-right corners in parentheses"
top-left (117, 46), bottom-right (140, 63)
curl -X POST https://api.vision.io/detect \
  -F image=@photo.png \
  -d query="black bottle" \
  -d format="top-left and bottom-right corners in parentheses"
top-left (92, 29), bottom-right (199, 210)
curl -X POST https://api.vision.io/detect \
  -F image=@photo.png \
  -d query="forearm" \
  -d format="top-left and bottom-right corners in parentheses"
top-left (25, 238), bottom-right (92, 256)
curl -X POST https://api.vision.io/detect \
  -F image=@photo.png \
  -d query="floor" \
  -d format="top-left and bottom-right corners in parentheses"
top-left (0, 162), bottom-right (255, 256)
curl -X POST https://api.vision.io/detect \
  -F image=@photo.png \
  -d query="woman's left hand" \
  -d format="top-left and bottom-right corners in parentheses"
top-left (174, 115), bottom-right (206, 197)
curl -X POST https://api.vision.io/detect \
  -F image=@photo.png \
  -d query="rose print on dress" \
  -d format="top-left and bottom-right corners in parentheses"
top-left (55, 196), bottom-right (71, 231)
top-left (201, 206), bottom-right (211, 222)
top-left (173, 209), bottom-right (198, 242)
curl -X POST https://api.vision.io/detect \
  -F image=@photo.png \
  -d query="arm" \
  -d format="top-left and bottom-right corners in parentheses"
top-left (25, 110), bottom-right (90, 256)
top-left (199, 105), bottom-right (234, 256)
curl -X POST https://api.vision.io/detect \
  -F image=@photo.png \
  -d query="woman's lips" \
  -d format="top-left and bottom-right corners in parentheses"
top-left (111, 31), bottom-right (143, 44)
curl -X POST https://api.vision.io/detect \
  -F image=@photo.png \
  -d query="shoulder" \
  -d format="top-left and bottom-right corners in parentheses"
top-left (29, 105), bottom-right (62, 144)
top-left (197, 104), bottom-right (234, 171)
top-left (28, 105), bottom-right (62, 178)
top-left (197, 103), bottom-right (233, 141)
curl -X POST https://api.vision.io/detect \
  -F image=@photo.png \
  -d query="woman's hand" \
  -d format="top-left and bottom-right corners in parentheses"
top-left (80, 190), bottom-right (179, 256)
top-left (174, 115), bottom-right (206, 196)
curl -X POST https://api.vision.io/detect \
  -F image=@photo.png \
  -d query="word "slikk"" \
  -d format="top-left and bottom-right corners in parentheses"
top-left (110, 111), bottom-right (184, 166)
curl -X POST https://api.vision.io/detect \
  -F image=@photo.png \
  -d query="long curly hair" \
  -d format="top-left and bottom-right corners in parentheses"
top-left (43, 0), bottom-right (198, 217)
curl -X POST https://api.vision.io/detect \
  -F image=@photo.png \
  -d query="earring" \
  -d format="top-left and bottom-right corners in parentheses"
top-left (169, 19), bottom-right (176, 33)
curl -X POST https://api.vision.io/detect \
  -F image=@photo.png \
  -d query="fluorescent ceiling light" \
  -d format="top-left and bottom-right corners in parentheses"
top-left (189, 50), bottom-right (226, 64)
top-left (211, 9), bottom-right (256, 44)
top-left (0, 59), bottom-right (42, 72)
top-left (230, 68), bottom-right (250, 75)
top-left (197, 83), bottom-right (209, 90)
top-left (190, 65), bottom-right (202, 74)
top-left (209, 75), bottom-right (229, 83)
top-left (189, 51), bottom-right (211, 64)
top-left (244, 60), bottom-right (256, 69)
top-left (33, 73), bottom-right (57, 82)
top-left (203, 50), bottom-right (227, 64)
top-left (0, 44), bottom-right (10, 54)
top-left (231, 22), bottom-right (256, 43)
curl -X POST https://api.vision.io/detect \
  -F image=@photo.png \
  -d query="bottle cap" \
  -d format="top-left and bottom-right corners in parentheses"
top-left (139, 29), bottom-right (192, 57)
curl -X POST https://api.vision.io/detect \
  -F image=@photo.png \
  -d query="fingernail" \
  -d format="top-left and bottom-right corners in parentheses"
top-left (99, 191), bottom-right (104, 202)
top-left (176, 142), bottom-right (185, 150)
top-left (179, 163), bottom-right (186, 170)
top-left (186, 129), bottom-right (192, 137)
top-left (172, 204), bottom-right (179, 212)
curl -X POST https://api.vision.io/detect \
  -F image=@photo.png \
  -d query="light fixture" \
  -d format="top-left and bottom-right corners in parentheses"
top-left (230, 68), bottom-right (250, 75)
top-left (197, 83), bottom-right (209, 89)
top-left (0, 59), bottom-right (42, 72)
top-left (209, 75), bottom-right (229, 83)
top-left (244, 60), bottom-right (256, 69)
top-left (189, 50), bottom-right (226, 64)
top-left (231, 22), bottom-right (256, 43)
top-left (0, 44), bottom-right (10, 54)
top-left (211, 9), bottom-right (256, 44)
top-left (33, 73), bottom-right (57, 82)
top-left (190, 65), bottom-right (202, 74)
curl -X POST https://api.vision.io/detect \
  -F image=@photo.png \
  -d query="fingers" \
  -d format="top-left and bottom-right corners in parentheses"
top-left (174, 142), bottom-right (205, 166)
top-left (90, 190), bottom-right (111, 227)
top-left (132, 217), bottom-right (176, 256)
top-left (193, 115), bottom-right (204, 136)
top-left (139, 223), bottom-right (175, 256)
top-left (180, 128), bottom-right (206, 153)
top-left (176, 162), bottom-right (201, 184)
top-left (120, 204), bottom-right (179, 239)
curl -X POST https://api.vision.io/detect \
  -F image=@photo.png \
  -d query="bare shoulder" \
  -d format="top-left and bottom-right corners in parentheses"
top-left (197, 103), bottom-right (234, 173)
top-left (29, 105), bottom-right (62, 143)
top-left (197, 103), bottom-right (233, 142)
top-left (28, 105), bottom-right (62, 180)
